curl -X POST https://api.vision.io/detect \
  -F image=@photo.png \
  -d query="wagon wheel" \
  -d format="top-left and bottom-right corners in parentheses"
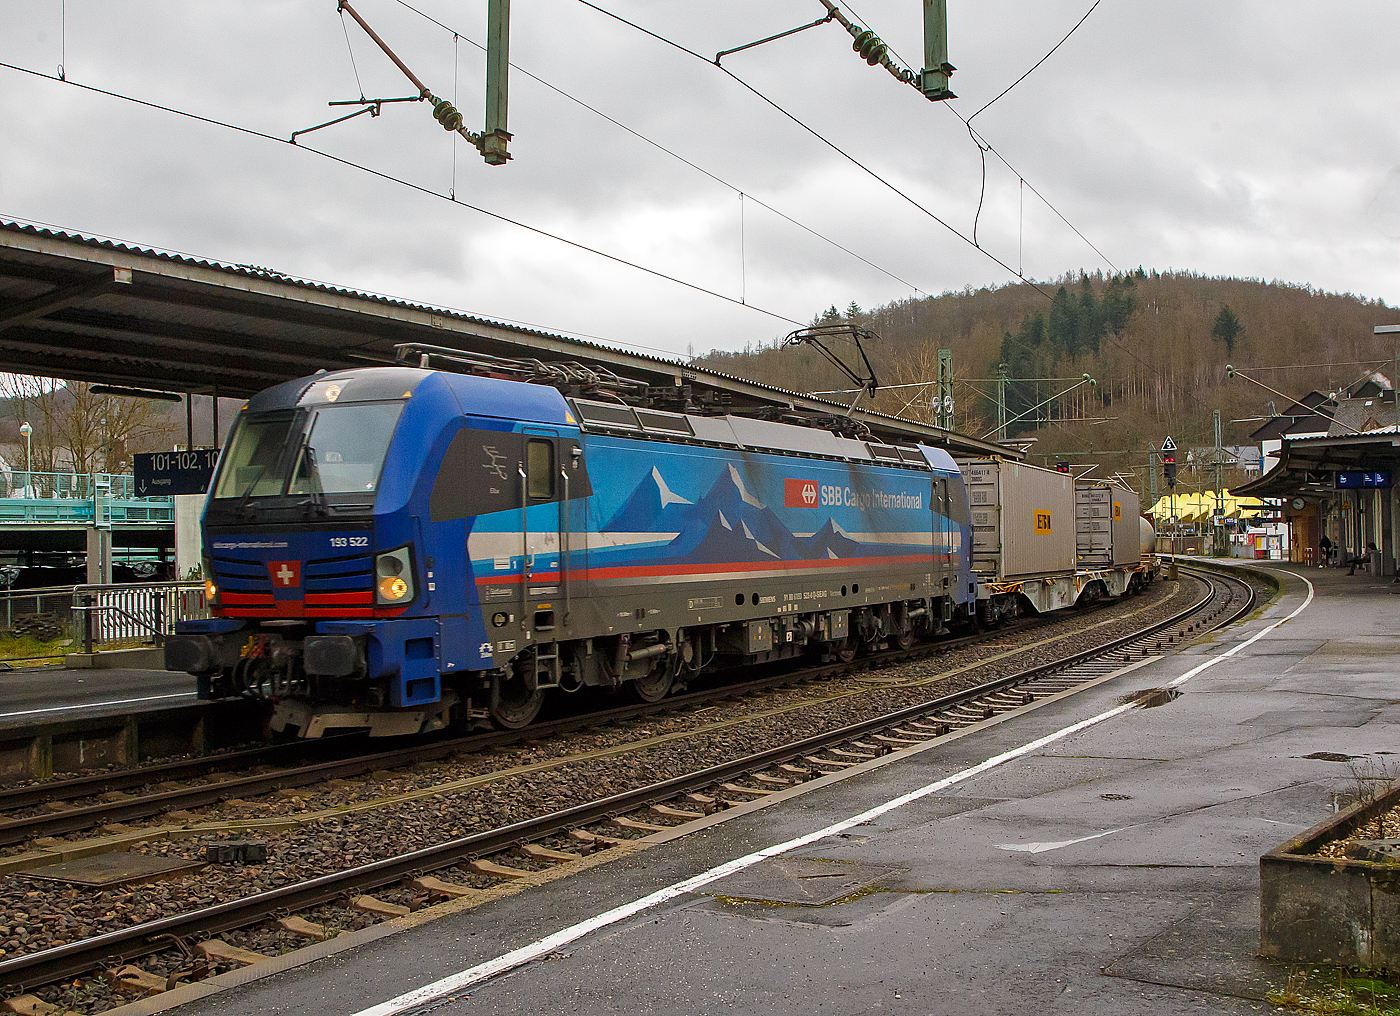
top-left (488, 671), bottom-right (544, 729)
top-left (630, 661), bottom-right (674, 703)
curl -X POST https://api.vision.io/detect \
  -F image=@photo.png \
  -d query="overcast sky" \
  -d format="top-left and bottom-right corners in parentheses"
top-left (2, 1), bottom-right (1398, 362)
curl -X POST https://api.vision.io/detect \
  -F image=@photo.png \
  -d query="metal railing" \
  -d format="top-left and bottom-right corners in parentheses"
top-left (0, 471), bottom-right (175, 525)
top-left (70, 582), bottom-right (209, 653)
top-left (0, 581), bottom-right (208, 660)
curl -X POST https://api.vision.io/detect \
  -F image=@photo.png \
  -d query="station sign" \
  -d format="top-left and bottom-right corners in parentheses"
top-left (133, 449), bottom-right (221, 496)
top-left (1335, 470), bottom-right (1392, 490)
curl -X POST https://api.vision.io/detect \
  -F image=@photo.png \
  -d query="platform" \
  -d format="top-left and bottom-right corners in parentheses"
top-left (0, 666), bottom-right (193, 729)
top-left (155, 564), bottom-right (1399, 1015)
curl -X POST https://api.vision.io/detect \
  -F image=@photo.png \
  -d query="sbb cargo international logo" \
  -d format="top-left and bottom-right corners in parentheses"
top-left (784, 478), bottom-right (819, 508)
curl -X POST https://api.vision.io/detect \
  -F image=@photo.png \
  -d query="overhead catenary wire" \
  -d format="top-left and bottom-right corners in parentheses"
top-left (339, 8), bottom-right (367, 100)
top-left (571, 0), bottom-right (1054, 300)
top-left (0, 59), bottom-right (807, 332)
top-left (967, 0), bottom-right (1103, 125)
top-left (803, 0), bottom-right (1119, 277)
top-left (392, 0), bottom-right (930, 298)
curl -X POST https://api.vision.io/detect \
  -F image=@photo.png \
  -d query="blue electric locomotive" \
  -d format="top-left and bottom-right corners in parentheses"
top-left (166, 357), bottom-right (975, 736)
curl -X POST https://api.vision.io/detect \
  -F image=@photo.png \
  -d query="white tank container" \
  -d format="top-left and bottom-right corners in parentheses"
top-left (1075, 482), bottom-right (1142, 568)
top-left (1139, 516), bottom-right (1156, 557)
top-left (961, 459), bottom-right (1077, 580)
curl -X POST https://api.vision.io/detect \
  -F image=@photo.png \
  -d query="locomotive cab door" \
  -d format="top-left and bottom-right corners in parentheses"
top-left (521, 430), bottom-right (562, 641)
top-left (933, 476), bottom-right (952, 598)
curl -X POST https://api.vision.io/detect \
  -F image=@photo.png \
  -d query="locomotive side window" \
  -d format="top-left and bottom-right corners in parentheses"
top-left (526, 440), bottom-right (555, 500)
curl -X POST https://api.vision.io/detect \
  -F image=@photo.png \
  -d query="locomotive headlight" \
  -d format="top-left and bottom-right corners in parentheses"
top-left (374, 546), bottom-right (416, 605)
top-left (202, 555), bottom-right (219, 606)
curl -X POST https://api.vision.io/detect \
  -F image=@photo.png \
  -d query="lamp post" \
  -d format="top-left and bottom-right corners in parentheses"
top-left (18, 422), bottom-right (31, 496)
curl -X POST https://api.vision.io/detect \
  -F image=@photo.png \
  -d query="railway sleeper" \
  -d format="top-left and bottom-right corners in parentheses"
top-left (649, 803), bottom-right (705, 821)
top-left (469, 858), bottom-right (534, 879)
top-left (569, 829), bottom-right (623, 847)
top-left (106, 964), bottom-right (175, 997)
top-left (279, 915), bottom-right (336, 940)
top-left (412, 875), bottom-right (482, 900)
top-left (353, 895), bottom-right (411, 919)
top-left (517, 842), bottom-right (581, 863)
top-left (3, 994), bottom-right (74, 1015)
top-left (720, 781), bottom-right (775, 796)
top-left (608, 815), bottom-right (669, 833)
top-left (196, 939), bottom-right (269, 966)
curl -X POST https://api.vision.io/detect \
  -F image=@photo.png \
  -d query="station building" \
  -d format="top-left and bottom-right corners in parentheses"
top-left (1235, 377), bottom-right (1398, 575)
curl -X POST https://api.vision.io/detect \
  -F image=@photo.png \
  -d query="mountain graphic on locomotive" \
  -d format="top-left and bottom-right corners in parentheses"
top-left (166, 347), bottom-right (1152, 738)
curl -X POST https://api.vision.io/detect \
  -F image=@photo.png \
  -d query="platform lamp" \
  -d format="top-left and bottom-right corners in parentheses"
top-left (18, 422), bottom-right (31, 494)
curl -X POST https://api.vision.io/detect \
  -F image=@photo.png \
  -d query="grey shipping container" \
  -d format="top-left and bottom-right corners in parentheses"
top-left (958, 459), bottom-right (1077, 580)
top-left (1075, 483), bottom-right (1142, 567)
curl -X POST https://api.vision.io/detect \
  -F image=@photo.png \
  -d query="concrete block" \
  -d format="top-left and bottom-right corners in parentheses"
top-left (204, 839), bottom-right (267, 865)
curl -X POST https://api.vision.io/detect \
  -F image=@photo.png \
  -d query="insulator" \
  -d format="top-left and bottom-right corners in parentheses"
top-left (864, 41), bottom-right (887, 65)
top-left (432, 99), bottom-right (462, 131)
top-left (852, 29), bottom-right (875, 54)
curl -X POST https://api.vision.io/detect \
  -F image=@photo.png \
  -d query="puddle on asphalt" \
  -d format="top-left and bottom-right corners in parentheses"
top-left (1121, 687), bottom-right (1181, 708)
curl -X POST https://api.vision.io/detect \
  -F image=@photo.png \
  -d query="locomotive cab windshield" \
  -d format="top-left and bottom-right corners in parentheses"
top-left (212, 400), bottom-right (405, 509)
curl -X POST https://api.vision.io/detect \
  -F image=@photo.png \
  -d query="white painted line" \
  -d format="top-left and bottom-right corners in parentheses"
top-left (354, 571), bottom-right (1317, 1016)
top-left (1167, 570), bottom-right (1314, 688)
top-left (997, 828), bottom-right (1124, 853)
top-left (0, 692), bottom-right (193, 721)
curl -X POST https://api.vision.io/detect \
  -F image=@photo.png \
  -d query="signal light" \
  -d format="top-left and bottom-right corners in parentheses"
top-left (1055, 461), bottom-right (1070, 473)
top-left (1163, 453), bottom-right (1178, 488)
top-left (852, 29), bottom-right (888, 66)
top-left (432, 97), bottom-right (463, 131)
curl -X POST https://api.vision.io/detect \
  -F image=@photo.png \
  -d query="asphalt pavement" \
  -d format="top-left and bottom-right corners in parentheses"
top-left (149, 564), bottom-right (1400, 1014)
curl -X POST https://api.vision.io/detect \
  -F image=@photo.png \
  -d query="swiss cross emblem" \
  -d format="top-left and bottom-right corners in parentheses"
top-left (267, 561), bottom-right (301, 588)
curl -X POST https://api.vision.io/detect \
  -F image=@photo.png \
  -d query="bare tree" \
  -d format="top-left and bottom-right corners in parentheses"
top-left (0, 375), bottom-right (178, 476)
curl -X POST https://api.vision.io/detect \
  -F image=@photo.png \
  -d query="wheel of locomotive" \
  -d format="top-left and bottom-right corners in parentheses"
top-left (488, 670), bottom-right (545, 729)
top-left (892, 627), bottom-right (915, 650)
top-left (833, 637), bottom-right (857, 664)
top-left (630, 660), bottom-right (674, 703)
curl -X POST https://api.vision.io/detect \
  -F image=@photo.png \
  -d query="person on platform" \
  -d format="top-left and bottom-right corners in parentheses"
top-left (1320, 533), bottom-right (1332, 568)
top-left (1346, 541), bottom-right (1376, 576)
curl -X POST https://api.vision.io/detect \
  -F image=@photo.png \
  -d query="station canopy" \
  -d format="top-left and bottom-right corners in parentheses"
top-left (1234, 429), bottom-right (1400, 500)
top-left (0, 221), bottom-right (1010, 457)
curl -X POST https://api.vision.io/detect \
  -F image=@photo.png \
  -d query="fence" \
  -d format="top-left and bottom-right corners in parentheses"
top-left (71, 582), bottom-right (209, 653)
top-left (0, 471), bottom-right (175, 525)
top-left (0, 581), bottom-right (209, 661)
top-left (0, 471), bottom-right (151, 499)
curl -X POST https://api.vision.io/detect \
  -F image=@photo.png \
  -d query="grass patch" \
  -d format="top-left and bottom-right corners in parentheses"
top-left (1270, 968), bottom-right (1400, 1015)
top-left (0, 632), bottom-right (74, 664)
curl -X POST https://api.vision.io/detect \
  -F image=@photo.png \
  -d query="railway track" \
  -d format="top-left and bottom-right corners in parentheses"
top-left (0, 580), bottom-right (1166, 847)
top-left (0, 565), bottom-right (1260, 1007)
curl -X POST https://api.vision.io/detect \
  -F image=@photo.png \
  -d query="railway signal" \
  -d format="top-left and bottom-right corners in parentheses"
top-left (1162, 436), bottom-right (1178, 488)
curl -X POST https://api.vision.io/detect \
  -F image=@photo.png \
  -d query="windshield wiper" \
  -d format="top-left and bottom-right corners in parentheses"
top-left (299, 445), bottom-right (328, 516)
top-left (235, 465), bottom-right (267, 518)
top-left (295, 413), bottom-right (328, 516)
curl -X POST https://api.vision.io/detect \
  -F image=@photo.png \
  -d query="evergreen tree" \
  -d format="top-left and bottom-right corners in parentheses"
top-left (1211, 305), bottom-right (1243, 355)
top-left (1100, 274), bottom-right (1138, 335)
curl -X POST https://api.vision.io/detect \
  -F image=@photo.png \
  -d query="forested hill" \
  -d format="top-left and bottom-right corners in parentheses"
top-left (694, 271), bottom-right (1397, 481)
